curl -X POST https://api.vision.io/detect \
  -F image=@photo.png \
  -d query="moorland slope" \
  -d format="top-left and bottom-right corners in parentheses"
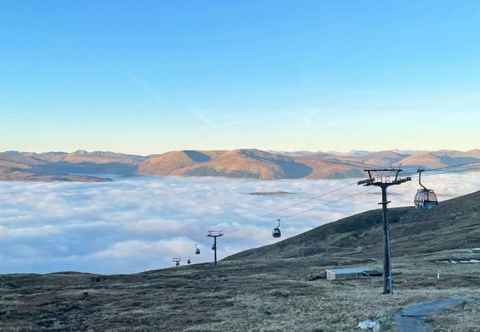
top-left (1, 191), bottom-right (480, 330)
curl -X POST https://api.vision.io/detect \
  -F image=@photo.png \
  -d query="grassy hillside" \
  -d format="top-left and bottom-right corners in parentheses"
top-left (227, 191), bottom-right (480, 262)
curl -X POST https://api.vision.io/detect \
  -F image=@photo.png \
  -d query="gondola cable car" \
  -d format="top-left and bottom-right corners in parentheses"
top-left (272, 219), bottom-right (282, 238)
top-left (195, 244), bottom-right (200, 255)
top-left (414, 169), bottom-right (439, 209)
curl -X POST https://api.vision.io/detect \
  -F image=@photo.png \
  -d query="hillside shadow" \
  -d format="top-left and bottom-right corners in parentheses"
top-left (31, 162), bottom-right (138, 177)
top-left (183, 150), bottom-right (211, 163)
top-left (240, 149), bottom-right (313, 179)
top-left (274, 159), bottom-right (313, 179)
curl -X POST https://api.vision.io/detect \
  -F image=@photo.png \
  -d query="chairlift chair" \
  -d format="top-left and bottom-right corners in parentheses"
top-left (414, 169), bottom-right (439, 209)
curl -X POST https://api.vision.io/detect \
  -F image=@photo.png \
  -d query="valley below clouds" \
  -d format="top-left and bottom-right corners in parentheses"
top-left (0, 173), bottom-right (479, 274)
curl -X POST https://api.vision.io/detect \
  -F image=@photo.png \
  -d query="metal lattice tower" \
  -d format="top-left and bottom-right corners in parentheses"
top-left (358, 169), bottom-right (411, 294)
top-left (207, 230), bottom-right (224, 266)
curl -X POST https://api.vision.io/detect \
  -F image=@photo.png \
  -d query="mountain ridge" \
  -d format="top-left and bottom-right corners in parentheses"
top-left (1, 148), bottom-right (479, 182)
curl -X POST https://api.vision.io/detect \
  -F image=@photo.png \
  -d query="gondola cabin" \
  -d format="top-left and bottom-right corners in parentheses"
top-left (272, 227), bottom-right (281, 238)
top-left (272, 219), bottom-right (282, 238)
top-left (414, 169), bottom-right (439, 209)
top-left (415, 189), bottom-right (438, 209)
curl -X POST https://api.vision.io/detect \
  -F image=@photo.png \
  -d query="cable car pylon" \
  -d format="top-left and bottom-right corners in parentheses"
top-left (172, 257), bottom-right (181, 267)
top-left (358, 168), bottom-right (411, 295)
top-left (207, 231), bottom-right (223, 266)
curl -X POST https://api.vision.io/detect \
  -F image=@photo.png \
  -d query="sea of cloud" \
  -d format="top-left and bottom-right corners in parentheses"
top-left (0, 172), bottom-right (479, 274)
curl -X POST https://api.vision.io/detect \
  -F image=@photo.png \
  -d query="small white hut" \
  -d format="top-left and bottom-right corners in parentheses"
top-left (325, 267), bottom-right (381, 281)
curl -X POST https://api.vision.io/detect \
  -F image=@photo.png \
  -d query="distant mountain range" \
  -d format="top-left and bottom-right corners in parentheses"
top-left (1, 149), bottom-right (479, 182)
top-left (0, 150), bottom-right (145, 182)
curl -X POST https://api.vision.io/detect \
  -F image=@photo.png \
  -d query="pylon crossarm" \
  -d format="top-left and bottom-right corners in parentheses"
top-left (358, 179), bottom-right (373, 186)
top-left (378, 201), bottom-right (391, 206)
top-left (207, 230), bottom-right (223, 238)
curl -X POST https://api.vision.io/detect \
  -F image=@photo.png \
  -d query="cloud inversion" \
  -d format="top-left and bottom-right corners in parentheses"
top-left (0, 172), bottom-right (479, 274)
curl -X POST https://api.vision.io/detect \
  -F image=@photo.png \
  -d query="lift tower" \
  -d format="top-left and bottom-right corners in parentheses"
top-left (207, 231), bottom-right (223, 266)
top-left (358, 169), bottom-right (411, 294)
top-left (172, 257), bottom-right (181, 267)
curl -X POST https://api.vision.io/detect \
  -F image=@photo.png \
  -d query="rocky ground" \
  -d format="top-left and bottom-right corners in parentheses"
top-left (1, 251), bottom-right (480, 331)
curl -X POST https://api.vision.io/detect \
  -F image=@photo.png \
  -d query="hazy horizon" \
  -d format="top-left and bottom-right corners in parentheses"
top-left (2, 146), bottom-right (480, 156)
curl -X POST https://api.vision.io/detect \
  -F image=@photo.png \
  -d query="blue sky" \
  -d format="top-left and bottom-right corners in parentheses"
top-left (1, 1), bottom-right (479, 154)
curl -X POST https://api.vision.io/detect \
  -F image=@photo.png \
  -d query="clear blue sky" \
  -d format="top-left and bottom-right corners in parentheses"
top-left (2, 1), bottom-right (479, 154)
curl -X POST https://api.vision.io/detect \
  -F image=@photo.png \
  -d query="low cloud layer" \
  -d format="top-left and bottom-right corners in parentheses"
top-left (0, 172), bottom-right (479, 274)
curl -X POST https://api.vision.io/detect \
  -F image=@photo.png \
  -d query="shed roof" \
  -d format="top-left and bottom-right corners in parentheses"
top-left (326, 266), bottom-right (371, 274)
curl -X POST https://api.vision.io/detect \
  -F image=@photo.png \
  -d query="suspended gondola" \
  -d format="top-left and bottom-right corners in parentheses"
top-left (272, 219), bottom-right (282, 238)
top-left (195, 244), bottom-right (200, 255)
top-left (414, 169), bottom-right (439, 209)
